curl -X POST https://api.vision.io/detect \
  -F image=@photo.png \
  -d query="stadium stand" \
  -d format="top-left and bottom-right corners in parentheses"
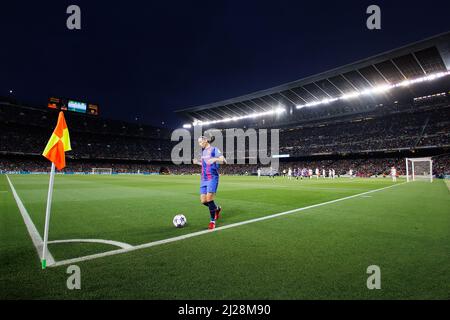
top-left (279, 99), bottom-right (450, 156)
top-left (0, 102), bottom-right (172, 161)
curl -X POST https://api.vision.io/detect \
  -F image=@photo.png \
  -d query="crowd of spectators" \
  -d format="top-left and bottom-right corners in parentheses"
top-left (2, 99), bottom-right (450, 161)
top-left (1, 97), bottom-right (450, 177)
top-left (1, 155), bottom-right (449, 177)
top-left (0, 102), bottom-right (172, 160)
top-left (278, 105), bottom-right (450, 156)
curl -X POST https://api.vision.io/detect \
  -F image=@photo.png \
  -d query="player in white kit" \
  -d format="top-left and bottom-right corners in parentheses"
top-left (390, 166), bottom-right (397, 182)
top-left (315, 168), bottom-right (319, 179)
top-left (288, 168), bottom-right (292, 180)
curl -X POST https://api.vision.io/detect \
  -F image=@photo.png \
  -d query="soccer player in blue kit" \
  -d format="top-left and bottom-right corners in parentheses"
top-left (193, 136), bottom-right (226, 230)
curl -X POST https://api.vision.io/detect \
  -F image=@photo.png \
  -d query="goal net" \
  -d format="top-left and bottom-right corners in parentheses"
top-left (405, 157), bottom-right (433, 182)
top-left (92, 168), bottom-right (113, 175)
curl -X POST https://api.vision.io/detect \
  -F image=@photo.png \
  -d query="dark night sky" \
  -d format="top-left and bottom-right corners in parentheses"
top-left (1, 1), bottom-right (449, 128)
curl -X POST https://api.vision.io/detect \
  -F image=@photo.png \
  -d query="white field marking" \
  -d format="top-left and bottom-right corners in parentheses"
top-left (48, 239), bottom-right (133, 249)
top-left (49, 182), bottom-right (406, 268)
top-left (445, 180), bottom-right (450, 193)
top-left (5, 175), bottom-right (55, 266)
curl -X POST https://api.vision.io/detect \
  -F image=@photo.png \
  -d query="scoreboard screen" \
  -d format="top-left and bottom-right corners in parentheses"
top-left (48, 97), bottom-right (99, 116)
top-left (68, 100), bottom-right (87, 113)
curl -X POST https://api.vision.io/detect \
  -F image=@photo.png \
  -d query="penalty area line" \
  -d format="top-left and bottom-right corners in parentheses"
top-left (50, 182), bottom-right (406, 268)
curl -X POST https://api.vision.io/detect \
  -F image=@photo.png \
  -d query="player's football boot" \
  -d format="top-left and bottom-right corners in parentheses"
top-left (214, 206), bottom-right (222, 220)
top-left (208, 221), bottom-right (216, 230)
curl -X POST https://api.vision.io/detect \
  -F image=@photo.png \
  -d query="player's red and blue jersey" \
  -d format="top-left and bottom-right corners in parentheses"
top-left (199, 146), bottom-right (221, 194)
top-left (201, 146), bottom-right (221, 181)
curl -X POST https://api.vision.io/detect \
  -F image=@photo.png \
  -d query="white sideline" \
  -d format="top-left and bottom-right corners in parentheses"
top-left (49, 182), bottom-right (406, 268)
top-left (5, 175), bottom-right (55, 266)
top-left (48, 239), bottom-right (133, 249)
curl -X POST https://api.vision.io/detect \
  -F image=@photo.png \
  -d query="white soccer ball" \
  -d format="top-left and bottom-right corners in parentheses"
top-left (173, 214), bottom-right (187, 228)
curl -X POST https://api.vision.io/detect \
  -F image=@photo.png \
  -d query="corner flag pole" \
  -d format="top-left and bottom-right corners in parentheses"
top-left (41, 111), bottom-right (71, 269)
top-left (42, 162), bottom-right (56, 269)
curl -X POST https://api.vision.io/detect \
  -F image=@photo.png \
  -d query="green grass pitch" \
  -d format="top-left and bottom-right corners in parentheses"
top-left (0, 174), bottom-right (449, 299)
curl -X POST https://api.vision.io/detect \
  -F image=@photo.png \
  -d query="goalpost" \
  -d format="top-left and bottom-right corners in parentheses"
top-left (92, 168), bottom-right (113, 175)
top-left (405, 157), bottom-right (433, 182)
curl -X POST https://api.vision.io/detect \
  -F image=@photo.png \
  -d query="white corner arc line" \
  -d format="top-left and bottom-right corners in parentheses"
top-left (49, 182), bottom-right (406, 268)
top-left (48, 239), bottom-right (133, 249)
top-left (5, 175), bottom-right (55, 266)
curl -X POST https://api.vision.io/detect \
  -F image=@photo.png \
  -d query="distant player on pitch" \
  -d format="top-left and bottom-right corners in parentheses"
top-left (269, 166), bottom-right (275, 179)
top-left (193, 136), bottom-right (226, 230)
top-left (390, 166), bottom-right (397, 182)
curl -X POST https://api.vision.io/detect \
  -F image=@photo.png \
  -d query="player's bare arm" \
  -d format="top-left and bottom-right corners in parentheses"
top-left (207, 155), bottom-right (226, 165)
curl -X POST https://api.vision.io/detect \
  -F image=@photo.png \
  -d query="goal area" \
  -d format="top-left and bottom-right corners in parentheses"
top-left (405, 157), bottom-right (433, 182)
top-left (92, 168), bottom-right (113, 175)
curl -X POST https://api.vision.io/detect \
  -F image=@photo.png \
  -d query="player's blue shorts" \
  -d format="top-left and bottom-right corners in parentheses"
top-left (200, 178), bottom-right (219, 194)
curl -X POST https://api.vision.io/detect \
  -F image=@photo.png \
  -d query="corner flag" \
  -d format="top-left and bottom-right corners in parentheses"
top-left (42, 111), bottom-right (71, 170)
top-left (41, 111), bottom-right (71, 269)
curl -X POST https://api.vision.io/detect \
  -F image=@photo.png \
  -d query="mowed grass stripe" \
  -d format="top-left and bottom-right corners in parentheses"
top-left (1, 175), bottom-right (449, 299)
top-left (76, 180), bottom-right (449, 299)
top-left (49, 182), bottom-right (405, 268)
top-left (6, 175), bottom-right (396, 261)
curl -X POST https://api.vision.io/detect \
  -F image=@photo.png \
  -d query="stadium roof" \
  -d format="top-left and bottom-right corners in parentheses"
top-left (175, 31), bottom-right (450, 126)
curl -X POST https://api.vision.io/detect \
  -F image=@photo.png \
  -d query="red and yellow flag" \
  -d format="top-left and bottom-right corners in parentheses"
top-left (42, 112), bottom-right (71, 170)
